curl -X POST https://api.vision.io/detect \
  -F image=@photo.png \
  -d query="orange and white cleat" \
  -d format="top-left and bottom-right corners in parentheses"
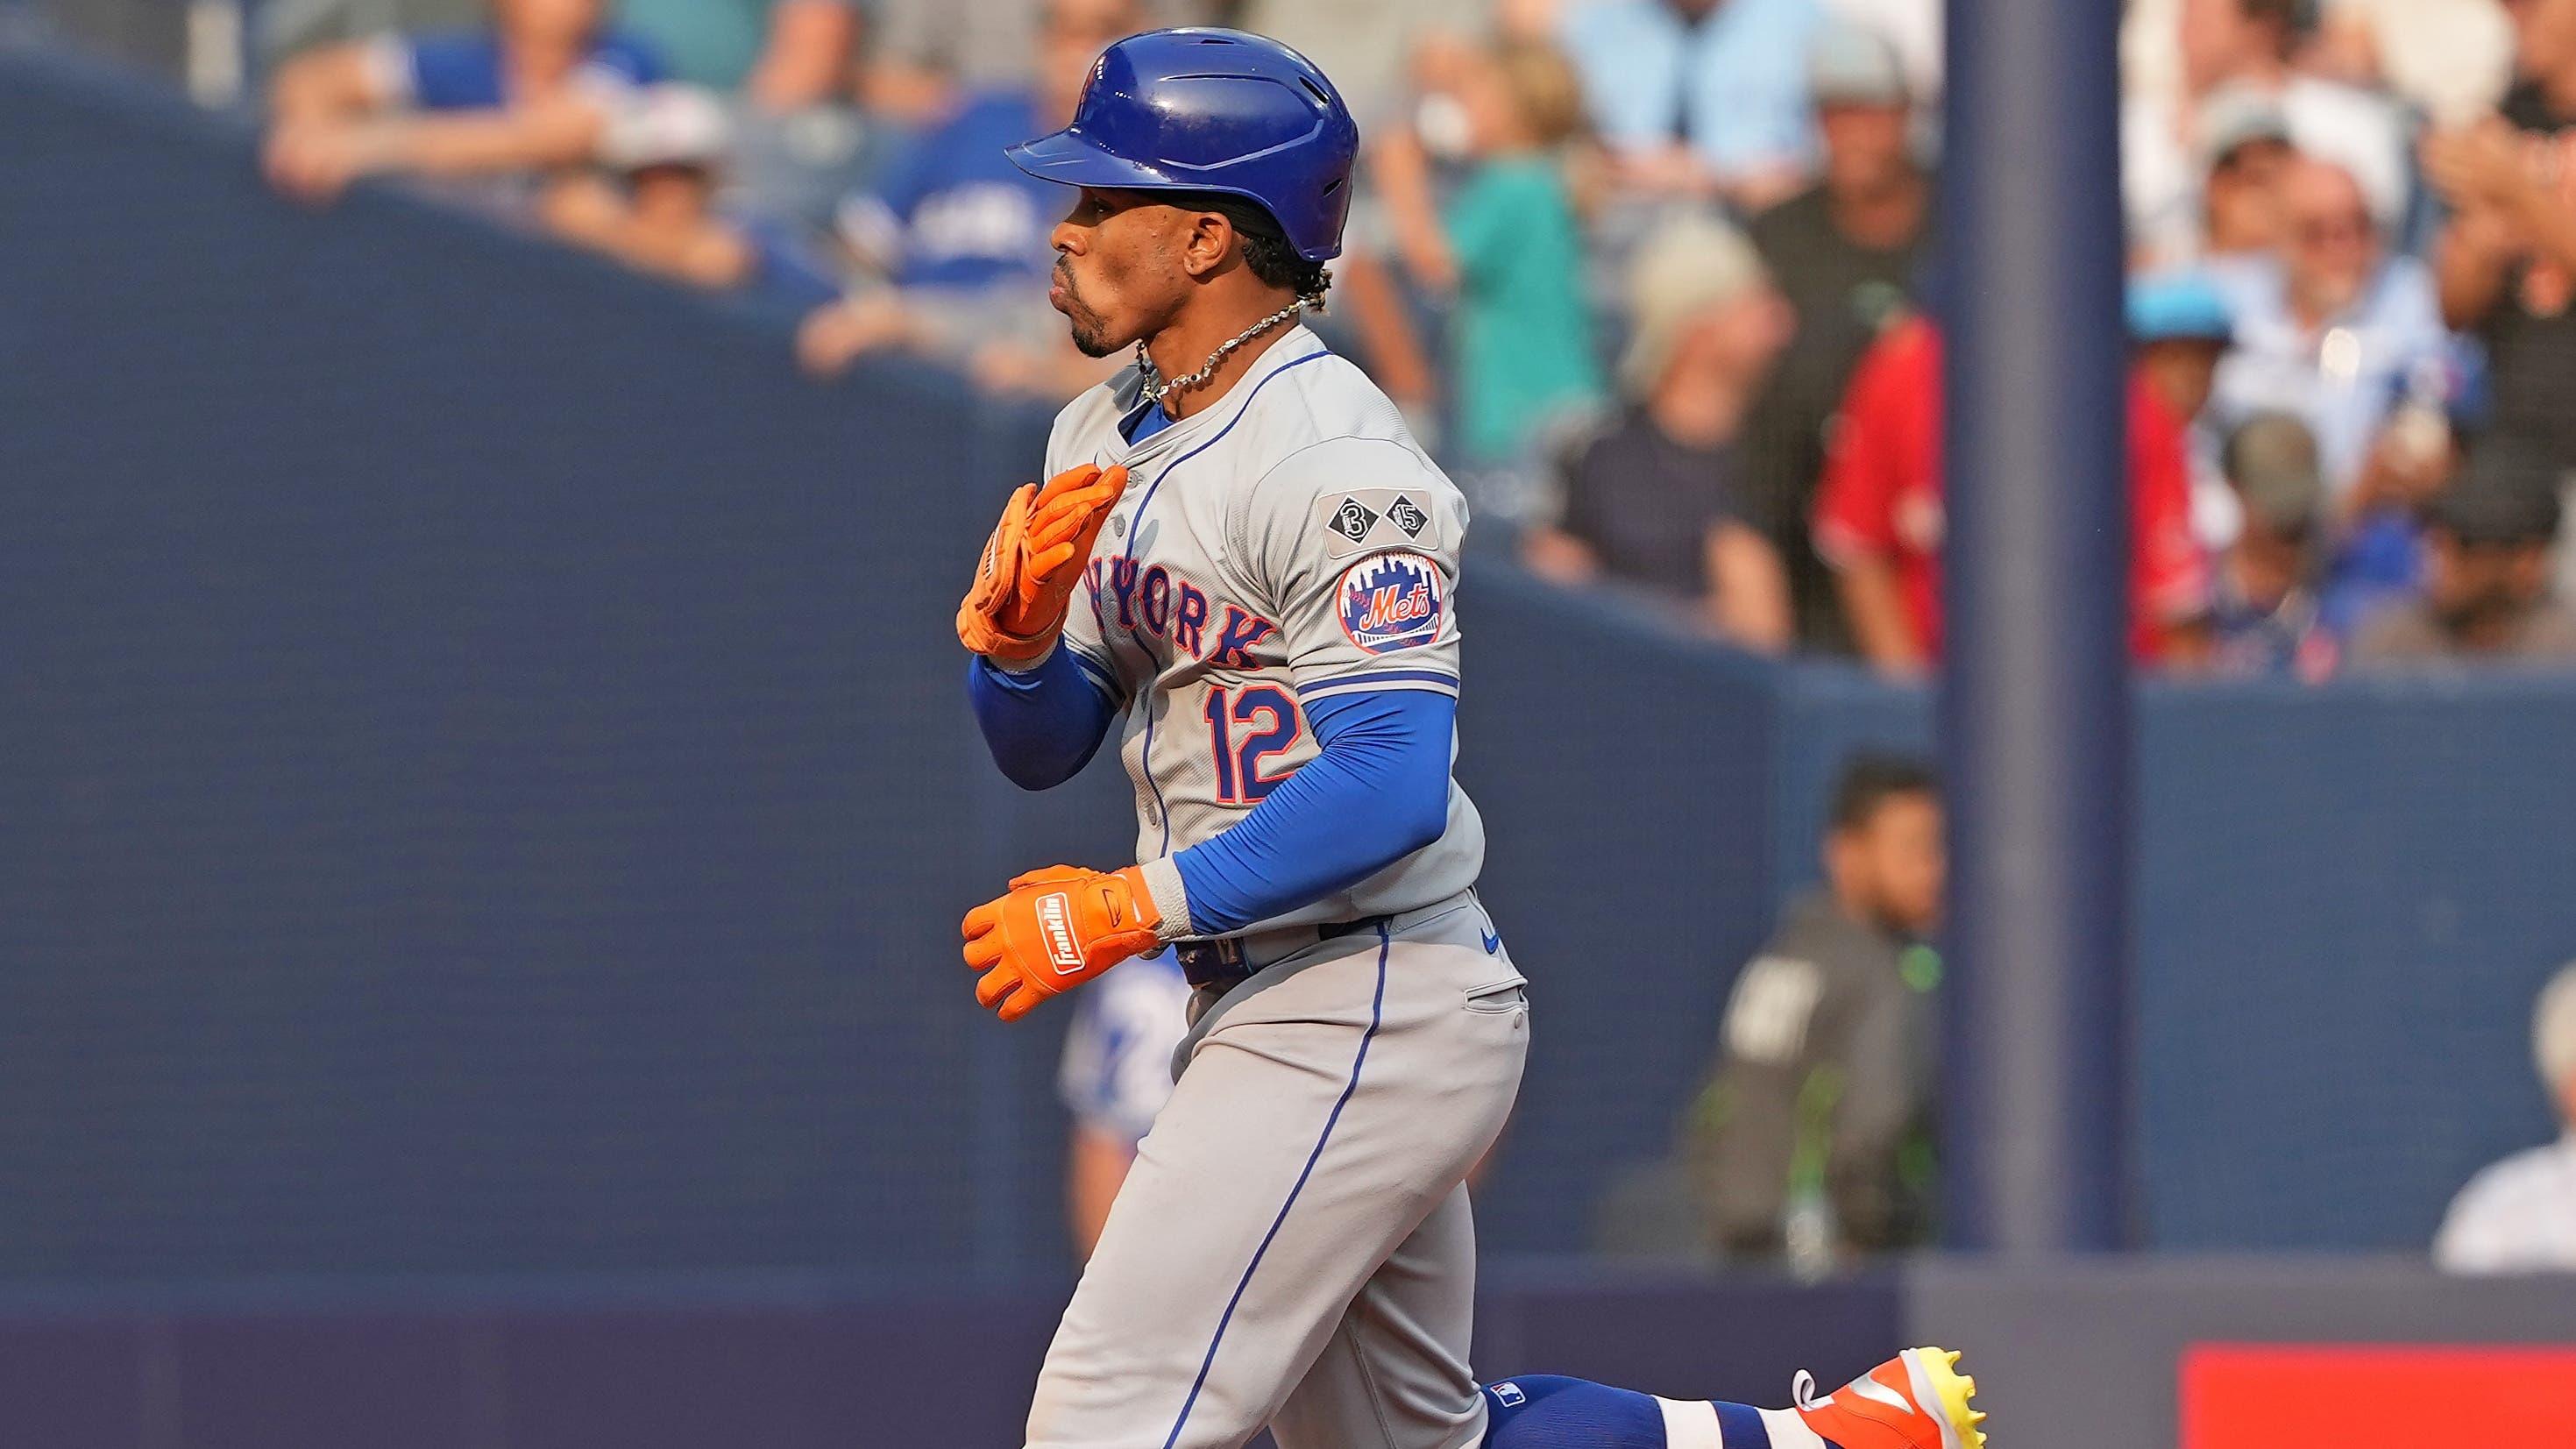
top-left (1789, 1346), bottom-right (1987, 1449)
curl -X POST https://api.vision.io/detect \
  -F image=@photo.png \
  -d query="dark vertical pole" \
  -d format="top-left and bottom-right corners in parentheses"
top-left (1939, 0), bottom-right (2132, 1252)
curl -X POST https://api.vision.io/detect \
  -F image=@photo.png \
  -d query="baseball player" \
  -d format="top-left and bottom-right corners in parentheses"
top-left (953, 29), bottom-right (1990, 1449)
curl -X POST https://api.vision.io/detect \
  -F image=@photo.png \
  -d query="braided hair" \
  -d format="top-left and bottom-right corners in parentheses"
top-left (1166, 189), bottom-right (1331, 310)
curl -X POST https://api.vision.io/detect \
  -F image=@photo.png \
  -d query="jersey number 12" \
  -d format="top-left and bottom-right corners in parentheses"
top-left (1203, 685), bottom-right (1301, 804)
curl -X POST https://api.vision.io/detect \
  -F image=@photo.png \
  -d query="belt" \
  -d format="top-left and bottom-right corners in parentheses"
top-left (1167, 892), bottom-right (1477, 989)
top-left (1172, 917), bottom-right (1384, 989)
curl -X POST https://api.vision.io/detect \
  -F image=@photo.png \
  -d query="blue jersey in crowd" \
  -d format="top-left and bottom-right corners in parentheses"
top-left (1056, 950), bottom-right (1191, 1147)
top-left (845, 91), bottom-right (1069, 291)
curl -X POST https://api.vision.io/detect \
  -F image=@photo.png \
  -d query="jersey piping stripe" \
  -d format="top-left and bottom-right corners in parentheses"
top-left (1111, 347), bottom-right (1333, 856)
top-left (1294, 680), bottom-right (1458, 705)
top-left (1293, 668), bottom-right (1458, 700)
top-left (1294, 679), bottom-right (1458, 706)
top-left (1159, 922), bottom-right (1391, 1449)
top-left (1067, 646), bottom-right (1122, 700)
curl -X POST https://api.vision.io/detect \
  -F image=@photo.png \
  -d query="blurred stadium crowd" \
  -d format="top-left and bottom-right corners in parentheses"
top-left (18, 0), bottom-right (2573, 680)
top-left (11, 0), bottom-right (2576, 1292)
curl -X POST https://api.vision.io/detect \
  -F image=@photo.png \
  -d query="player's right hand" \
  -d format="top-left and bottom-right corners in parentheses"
top-left (957, 464), bottom-right (1126, 666)
top-left (961, 864), bottom-right (1163, 1022)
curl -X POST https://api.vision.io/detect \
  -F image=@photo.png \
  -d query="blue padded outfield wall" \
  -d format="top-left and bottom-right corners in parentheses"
top-left (1763, 673), bottom-right (2576, 1252)
top-left (5, 48), bottom-right (2574, 1287)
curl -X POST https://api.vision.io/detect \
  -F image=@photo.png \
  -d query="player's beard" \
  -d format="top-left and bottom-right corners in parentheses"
top-left (1054, 259), bottom-right (1118, 359)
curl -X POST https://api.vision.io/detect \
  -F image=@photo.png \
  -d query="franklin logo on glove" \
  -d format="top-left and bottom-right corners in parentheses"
top-left (962, 864), bottom-right (1165, 1022)
top-left (1037, 891), bottom-right (1082, 972)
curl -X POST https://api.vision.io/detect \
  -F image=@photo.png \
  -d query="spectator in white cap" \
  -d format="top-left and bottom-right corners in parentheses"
top-left (1819, 0), bottom-right (1941, 100)
top-left (614, 0), bottom-right (875, 250)
top-left (2121, 0), bottom-right (2410, 271)
top-left (537, 83), bottom-right (836, 306)
top-left (2435, 960), bottom-right (2576, 1274)
top-left (1524, 214), bottom-right (1795, 651)
top-left (2194, 85), bottom-right (2296, 265)
top-left (2207, 155), bottom-right (2449, 508)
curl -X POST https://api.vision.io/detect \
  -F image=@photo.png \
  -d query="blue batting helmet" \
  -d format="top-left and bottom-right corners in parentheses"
top-left (1004, 29), bottom-right (1360, 263)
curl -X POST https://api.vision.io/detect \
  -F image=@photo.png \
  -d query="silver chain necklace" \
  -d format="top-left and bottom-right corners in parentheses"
top-left (1135, 294), bottom-right (1317, 408)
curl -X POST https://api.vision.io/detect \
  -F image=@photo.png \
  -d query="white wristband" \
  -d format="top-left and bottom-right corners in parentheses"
top-left (1137, 856), bottom-right (1194, 941)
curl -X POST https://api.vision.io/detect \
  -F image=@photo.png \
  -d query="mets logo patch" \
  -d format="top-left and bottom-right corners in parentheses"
top-left (1337, 552), bottom-right (1444, 655)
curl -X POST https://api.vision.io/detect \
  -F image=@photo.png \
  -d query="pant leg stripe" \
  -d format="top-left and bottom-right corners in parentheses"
top-left (1657, 1396), bottom-right (1726, 1449)
top-left (1160, 925), bottom-right (1394, 1449)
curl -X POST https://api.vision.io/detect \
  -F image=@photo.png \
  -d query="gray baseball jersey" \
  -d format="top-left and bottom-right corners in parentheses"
top-left (1018, 329), bottom-right (1531, 1449)
top-left (1041, 323), bottom-right (1486, 937)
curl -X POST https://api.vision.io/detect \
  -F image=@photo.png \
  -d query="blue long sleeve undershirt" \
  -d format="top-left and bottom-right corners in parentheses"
top-left (1171, 686), bottom-right (1452, 934)
top-left (965, 648), bottom-right (1118, 791)
top-left (965, 653), bottom-right (1454, 934)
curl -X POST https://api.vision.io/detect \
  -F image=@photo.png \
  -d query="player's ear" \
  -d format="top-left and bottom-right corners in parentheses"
top-left (1180, 209), bottom-right (1235, 281)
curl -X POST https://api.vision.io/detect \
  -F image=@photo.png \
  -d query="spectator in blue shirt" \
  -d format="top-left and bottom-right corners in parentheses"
top-left (1557, 0), bottom-right (1829, 210)
top-left (2206, 413), bottom-right (2340, 678)
top-left (796, 0), bottom-right (1137, 399)
top-left (834, 89), bottom-right (1068, 294)
top-left (2196, 407), bottom-right (2431, 674)
top-left (265, 0), bottom-right (664, 203)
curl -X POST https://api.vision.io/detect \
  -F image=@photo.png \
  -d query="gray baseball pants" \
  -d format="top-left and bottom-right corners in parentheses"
top-left (1025, 895), bottom-right (1529, 1449)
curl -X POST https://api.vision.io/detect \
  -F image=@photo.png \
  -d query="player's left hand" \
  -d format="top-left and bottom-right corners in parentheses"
top-left (957, 464), bottom-right (1127, 666)
top-left (962, 864), bottom-right (1164, 1021)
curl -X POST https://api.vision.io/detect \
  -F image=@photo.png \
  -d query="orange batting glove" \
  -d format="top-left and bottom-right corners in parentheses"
top-left (961, 864), bottom-right (1165, 1022)
top-left (957, 464), bottom-right (1127, 666)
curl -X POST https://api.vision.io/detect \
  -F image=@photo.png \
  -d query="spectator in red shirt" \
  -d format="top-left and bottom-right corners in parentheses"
top-left (1813, 281), bottom-right (2217, 676)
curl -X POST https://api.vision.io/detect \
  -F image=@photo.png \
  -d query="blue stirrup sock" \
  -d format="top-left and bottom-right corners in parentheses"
top-left (1478, 1374), bottom-right (1792, 1447)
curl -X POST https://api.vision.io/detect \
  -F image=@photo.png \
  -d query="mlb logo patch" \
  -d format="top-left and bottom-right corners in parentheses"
top-left (1489, 1382), bottom-right (1528, 1408)
top-left (1337, 552), bottom-right (1444, 655)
